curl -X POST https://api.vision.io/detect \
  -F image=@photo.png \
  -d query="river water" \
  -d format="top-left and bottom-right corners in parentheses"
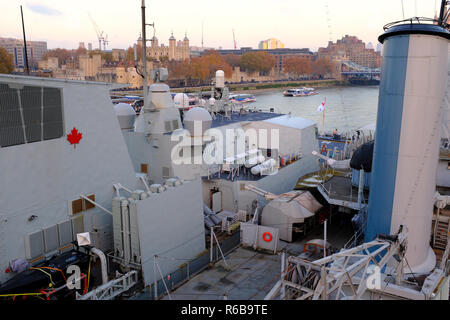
top-left (250, 86), bottom-right (380, 133)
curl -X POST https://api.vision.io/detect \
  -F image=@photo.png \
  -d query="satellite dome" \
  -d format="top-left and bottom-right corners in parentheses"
top-left (183, 107), bottom-right (212, 136)
top-left (148, 83), bottom-right (172, 109)
top-left (114, 103), bottom-right (136, 130)
top-left (173, 93), bottom-right (190, 109)
top-left (215, 70), bottom-right (225, 88)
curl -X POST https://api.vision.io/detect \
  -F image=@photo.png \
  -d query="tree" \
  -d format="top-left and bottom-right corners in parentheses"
top-left (240, 51), bottom-right (276, 74)
top-left (89, 50), bottom-right (113, 62)
top-left (224, 54), bottom-right (241, 68)
top-left (198, 52), bottom-right (232, 80)
top-left (283, 56), bottom-right (311, 79)
top-left (164, 51), bottom-right (232, 85)
top-left (0, 47), bottom-right (14, 74)
top-left (311, 58), bottom-right (333, 78)
top-left (42, 48), bottom-right (73, 67)
top-left (126, 44), bottom-right (143, 63)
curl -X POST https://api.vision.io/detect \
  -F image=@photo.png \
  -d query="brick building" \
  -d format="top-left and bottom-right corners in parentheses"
top-left (318, 35), bottom-right (381, 68)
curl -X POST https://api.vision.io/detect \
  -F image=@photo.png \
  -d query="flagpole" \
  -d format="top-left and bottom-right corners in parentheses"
top-left (323, 108), bottom-right (325, 128)
top-left (322, 97), bottom-right (326, 129)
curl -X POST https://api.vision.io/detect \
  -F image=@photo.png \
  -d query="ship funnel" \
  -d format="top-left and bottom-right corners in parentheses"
top-left (365, 22), bottom-right (450, 273)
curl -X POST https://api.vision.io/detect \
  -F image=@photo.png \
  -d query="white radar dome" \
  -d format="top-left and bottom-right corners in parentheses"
top-left (215, 70), bottom-right (225, 88)
top-left (174, 93), bottom-right (190, 109)
top-left (114, 103), bottom-right (136, 130)
top-left (183, 107), bottom-right (213, 136)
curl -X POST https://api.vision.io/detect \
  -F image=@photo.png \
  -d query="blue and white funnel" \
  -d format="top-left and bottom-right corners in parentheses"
top-left (365, 23), bottom-right (450, 273)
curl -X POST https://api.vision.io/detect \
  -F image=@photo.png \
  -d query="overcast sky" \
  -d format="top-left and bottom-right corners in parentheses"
top-left (0, 0), bottom-right (440, 51)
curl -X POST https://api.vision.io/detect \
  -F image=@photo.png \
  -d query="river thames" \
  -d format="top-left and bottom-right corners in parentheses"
top-left (249, 85), bottom-right (380, 133)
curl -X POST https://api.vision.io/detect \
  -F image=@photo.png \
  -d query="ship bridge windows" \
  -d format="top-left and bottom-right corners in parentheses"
top-left (0, 83), bottom-right (64, 147)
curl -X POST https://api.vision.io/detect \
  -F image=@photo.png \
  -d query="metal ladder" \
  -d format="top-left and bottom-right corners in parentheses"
top-left (433, 209), bottom-right (450, 251)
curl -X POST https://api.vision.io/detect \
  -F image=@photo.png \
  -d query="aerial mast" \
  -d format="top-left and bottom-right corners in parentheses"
top-left (232, 29), bottom-right (237, 50)
top-left (141, 0), bottom-right (148, 108)
top-left (141, 0), bottom-right (154, 109)
top-left (20, 5), bottom-right (30, 75)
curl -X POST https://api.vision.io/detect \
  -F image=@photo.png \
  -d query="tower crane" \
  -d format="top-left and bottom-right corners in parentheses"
top-left (103, 34), bottom-right (109, 51)
top-left (88, 13), bottom-right (107, 51)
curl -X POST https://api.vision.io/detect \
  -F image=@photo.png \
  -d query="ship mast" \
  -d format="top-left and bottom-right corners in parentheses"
top-left (141, 0), bottom-right (148, 109)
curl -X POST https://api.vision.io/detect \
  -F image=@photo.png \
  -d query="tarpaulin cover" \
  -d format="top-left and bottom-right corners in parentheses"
top-left (278, 191), bottom-right (323, 213)
top-left (350, 141), bottom-right (374, 172)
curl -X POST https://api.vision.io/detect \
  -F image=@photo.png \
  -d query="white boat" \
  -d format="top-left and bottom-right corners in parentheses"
top-left (283, 87), bottom-right (318, 97)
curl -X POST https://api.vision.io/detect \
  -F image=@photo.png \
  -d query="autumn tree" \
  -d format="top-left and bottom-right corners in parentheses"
top-left (126, 44), bottom-right (143, 62)
top-left (283, 56), bottom-right (311, 79)
top-left (164, 51), bottom-right (232, 86)
top-left (198, 52), bottom-right (232, 80)
top-left (167, 60), bottom-right (193, 86)
top-left (42, 48), bottom-right (74, 67)
top-left (240, 51), bottom-right (276, 74)
top-left (224, 54), bottom-right (241, 68)
top-left (0, 47), bottom-right (14, 74)
top-left (311, 57), bottom-right (333, 78)
top-left (89, 50), bottom-right (113, 62)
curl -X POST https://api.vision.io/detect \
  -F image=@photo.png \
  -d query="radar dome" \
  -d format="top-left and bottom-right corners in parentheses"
top-left (114, 103), bottom-right (136, 130)
top-left (215, 70), bottom-right (225, 88)
top-left (148, 82), bottom-right (172, 109)
top-left (183, 107), bottom-right (212, 136)
top-left (174, 93), bottom-right (190, 109)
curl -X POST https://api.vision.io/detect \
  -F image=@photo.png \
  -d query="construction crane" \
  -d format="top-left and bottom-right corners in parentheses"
top-left (102, 34), bottom-right (109, 51)
top-left (88, 13), bottom-right (106, 51)
top-left (232, 29), bottom-right (237, 50)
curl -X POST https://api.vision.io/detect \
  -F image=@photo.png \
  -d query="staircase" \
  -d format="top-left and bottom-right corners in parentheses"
top-left (433, 212), bottom-right (450, 251)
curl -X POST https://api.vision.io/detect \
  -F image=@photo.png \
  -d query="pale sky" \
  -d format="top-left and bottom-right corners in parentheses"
top-left (0, 0), bottom-right (440, 51)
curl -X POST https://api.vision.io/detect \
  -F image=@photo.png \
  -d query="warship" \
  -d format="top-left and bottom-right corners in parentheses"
top-left (0, 1), bottom-right (449, 301)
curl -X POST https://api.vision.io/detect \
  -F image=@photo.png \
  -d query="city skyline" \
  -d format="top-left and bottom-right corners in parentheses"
top-left (0, 0), bottom-right (440, 51)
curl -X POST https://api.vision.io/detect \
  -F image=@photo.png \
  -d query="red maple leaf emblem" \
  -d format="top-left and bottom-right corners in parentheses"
top-left (67, 127), bottom-right (82, 148)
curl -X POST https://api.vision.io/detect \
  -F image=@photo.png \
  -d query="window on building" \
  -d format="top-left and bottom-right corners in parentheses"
top-left (0, 83), bottom-right (64, 147)
top-left (141, 163), bottom-right (148, 174)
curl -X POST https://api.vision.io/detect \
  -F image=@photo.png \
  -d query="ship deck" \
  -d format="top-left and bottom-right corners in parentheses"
top-left (161, 221), bottom-right (354, 300)
top-left (320, 175), bottom-right (369, 203)
top-left (210, 111), bottom-right (283, 128)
